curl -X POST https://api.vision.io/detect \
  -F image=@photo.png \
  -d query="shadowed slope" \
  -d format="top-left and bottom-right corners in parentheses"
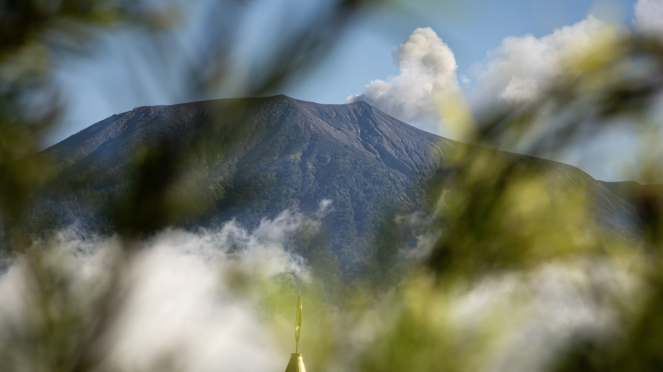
top-left (19, 95), bottom-right (642, 277)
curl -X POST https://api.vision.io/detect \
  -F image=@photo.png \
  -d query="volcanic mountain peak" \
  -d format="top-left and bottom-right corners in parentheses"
top-left (16, 95), bottom-right (644, 275)
top-left (46, 95), bottom-right (449, 179)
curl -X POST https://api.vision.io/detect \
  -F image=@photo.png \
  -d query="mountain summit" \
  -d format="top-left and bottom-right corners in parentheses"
top-left (20, 95), bottom-right (641, 276)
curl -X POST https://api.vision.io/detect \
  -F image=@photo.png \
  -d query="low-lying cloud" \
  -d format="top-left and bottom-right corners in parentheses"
top-left (449, 259), bottom-right (640, 372)
top-left (0, 198), bottom-right (647, 372)
top-left (0, 206), bottom-right (327, 372)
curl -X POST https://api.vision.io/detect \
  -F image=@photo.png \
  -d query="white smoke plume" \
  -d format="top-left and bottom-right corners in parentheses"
top-left (350, 6), bottom-right (659, 131)
top-left (347, 27), bottom-right (459, 122)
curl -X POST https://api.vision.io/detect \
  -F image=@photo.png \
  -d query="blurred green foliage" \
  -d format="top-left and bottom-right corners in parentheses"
top-left (348, 30), bottom-right (663, 372)
top-left (3, 2), bottom-right (663, 372)
top-left (0, 1), bottom-right (383, 371)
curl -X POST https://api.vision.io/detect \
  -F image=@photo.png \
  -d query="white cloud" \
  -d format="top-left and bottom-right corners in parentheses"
top-left (0, 206), bottom-right (646, 372)
top-left (459, 74), bottom-right (471, 86)
top-left (471, 15), bottom-right (611, 104)
top-left (634, 0), bottom-right (663, 35)
top-left (0, 206), bottom-right (327, 372)
top-left (316, 199), bottom-right (333, 218)
top-left (347, 27), bottom-right (458, 122)
top-left (451, 260), bottom-right (640, 372)
top-left (348, 19), bottom-right (613, 126)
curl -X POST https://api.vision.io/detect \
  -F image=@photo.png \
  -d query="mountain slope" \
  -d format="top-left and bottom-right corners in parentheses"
top-left (18, 95), bottom-right (642, 275)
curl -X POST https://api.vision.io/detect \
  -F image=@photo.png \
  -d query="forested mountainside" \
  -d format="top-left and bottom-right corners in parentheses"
top-left (9, 95), bottom-right (643, 282)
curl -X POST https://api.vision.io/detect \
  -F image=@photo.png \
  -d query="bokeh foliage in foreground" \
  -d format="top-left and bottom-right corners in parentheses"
top-left (350, 30), bottom-right (663, 372)
top-left (2, 2), bottom-right (663, 372)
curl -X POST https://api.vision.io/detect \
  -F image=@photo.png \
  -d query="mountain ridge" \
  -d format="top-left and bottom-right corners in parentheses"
top-left (10, 95), bottom-right (645, 279)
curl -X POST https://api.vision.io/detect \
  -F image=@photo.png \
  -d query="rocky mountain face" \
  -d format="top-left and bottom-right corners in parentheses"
top-left (14, 95), bottom-right (643, 280)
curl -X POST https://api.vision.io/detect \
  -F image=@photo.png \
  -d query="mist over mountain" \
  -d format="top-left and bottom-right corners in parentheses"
top-left (15, 95), bottom-right (643, 281)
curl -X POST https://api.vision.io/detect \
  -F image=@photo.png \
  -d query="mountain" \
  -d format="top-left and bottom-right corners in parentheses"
top-left (11, 95), bottom-right (644, 280)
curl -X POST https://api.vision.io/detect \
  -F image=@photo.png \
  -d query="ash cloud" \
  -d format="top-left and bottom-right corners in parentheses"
top-left (347, 27), bottom-right (459, 123)
top-left (350, 4), bottom-right (661, 131)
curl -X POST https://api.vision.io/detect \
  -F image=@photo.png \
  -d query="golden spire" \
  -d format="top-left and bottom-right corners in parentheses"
top-left (285, 291), bottom-right (307, 372)
top-left (295, 290), bottom-right (302, 353)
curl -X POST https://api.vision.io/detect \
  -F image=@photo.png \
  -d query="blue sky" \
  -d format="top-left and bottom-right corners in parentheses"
top-left (52, 0), bottom-right (654, 181)
top-left (287, 0), bottom-right (634, 104)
